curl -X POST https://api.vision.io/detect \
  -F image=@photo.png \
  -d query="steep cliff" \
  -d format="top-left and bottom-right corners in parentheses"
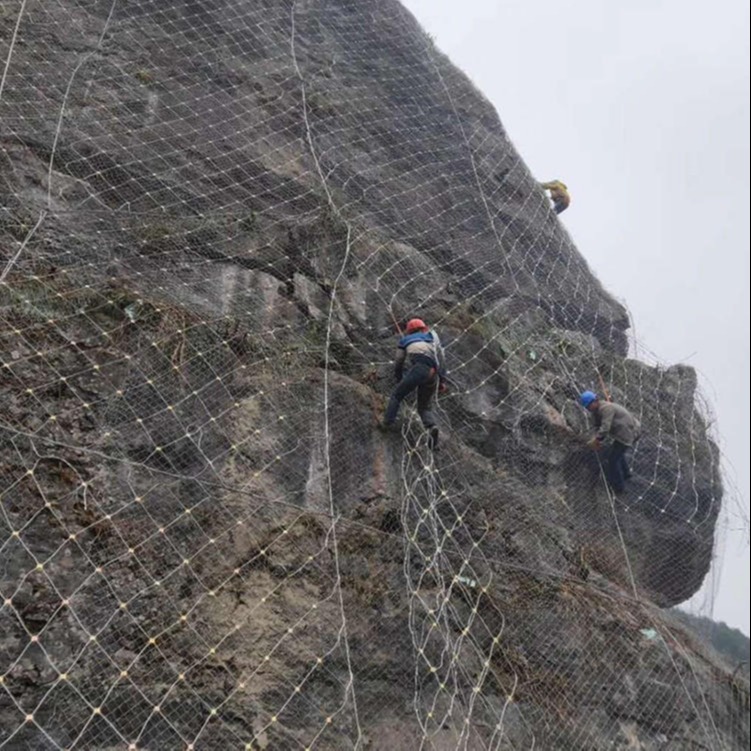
top-left (0, 1), bottom-right (747, 749)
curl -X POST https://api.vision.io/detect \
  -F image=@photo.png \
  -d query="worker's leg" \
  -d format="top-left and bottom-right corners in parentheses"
top-left (624, 436), bottom-right (639, 479)
top-left (384, 364), bottom-right (431, 425)
top-left (416, 378), bottom-right (438, 428)
top-left (417, 377), bottom-right (439, 450)
top-left (621, 448), bottom-right (633, 480)
top-left (607, 441), bottom-right (628, 492)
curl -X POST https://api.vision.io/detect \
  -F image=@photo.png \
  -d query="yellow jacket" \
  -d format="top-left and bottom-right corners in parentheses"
top-left (541, 180), bottom-right (570, 213)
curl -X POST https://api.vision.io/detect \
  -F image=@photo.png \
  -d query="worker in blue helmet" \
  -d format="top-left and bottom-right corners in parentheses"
top-left (580, 391), bottom-right (641, 493)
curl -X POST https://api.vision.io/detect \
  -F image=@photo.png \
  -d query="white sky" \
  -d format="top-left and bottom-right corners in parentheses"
top-left (401, 0), bottom-right (750, 635)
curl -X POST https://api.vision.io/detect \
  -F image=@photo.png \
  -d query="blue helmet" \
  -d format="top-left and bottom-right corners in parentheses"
top-left (579, 390), bottom-right (598, 408)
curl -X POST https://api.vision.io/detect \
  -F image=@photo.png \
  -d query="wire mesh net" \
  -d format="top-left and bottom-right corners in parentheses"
top-left (1, 0), bottom-right (749, 749)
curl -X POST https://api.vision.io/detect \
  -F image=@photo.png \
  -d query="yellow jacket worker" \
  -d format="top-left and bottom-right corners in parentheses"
top-left (541, 180), bottom-right (570, 214)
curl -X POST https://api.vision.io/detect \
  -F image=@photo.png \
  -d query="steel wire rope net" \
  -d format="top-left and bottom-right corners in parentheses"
top-left (0, 0), bottom-right (749, 749)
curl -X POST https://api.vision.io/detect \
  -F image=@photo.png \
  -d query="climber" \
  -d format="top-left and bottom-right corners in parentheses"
top-left (580, 391), bottom-right (641, 493)
top-left (382, 318), bottom-right (446, 450)
top-left (541, 180), bottom-right (570, 214)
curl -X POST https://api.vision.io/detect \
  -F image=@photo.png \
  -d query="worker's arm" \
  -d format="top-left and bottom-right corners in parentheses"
top-left (436, 338), bottom-right (450, 391)
top-left (394, 347), bottom-right (406, 381)
top-left (596, 405), bottom-right (614, 442)
top-left (432, 331), bottom-right (447, 380)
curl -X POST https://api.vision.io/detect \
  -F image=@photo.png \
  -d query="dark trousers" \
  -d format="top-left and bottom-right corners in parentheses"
top-left (607, 440), bottom-right (632, 492)
top-left (384, 363), bottom-right (437, 428)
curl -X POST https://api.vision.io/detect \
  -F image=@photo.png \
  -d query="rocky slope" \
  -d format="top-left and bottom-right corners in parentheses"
top-left (0, 0), bottom-right (747, 749)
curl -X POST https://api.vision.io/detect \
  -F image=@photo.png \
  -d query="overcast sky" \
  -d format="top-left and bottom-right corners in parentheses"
top-left (401, 0), bottom-right (750, 635)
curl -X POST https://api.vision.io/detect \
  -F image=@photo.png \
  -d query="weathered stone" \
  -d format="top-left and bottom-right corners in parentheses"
top-left (0, 0), bottom-right (743, 749)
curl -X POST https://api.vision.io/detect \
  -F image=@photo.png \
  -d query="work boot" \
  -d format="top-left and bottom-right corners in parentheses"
top-left (428, 426), bottom-right (440, 452)
top-left (378, 421), bottom-right (397, 433)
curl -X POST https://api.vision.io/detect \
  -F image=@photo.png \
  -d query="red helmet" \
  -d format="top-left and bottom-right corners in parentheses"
top-left (405, 318), bottom-right (428, 334)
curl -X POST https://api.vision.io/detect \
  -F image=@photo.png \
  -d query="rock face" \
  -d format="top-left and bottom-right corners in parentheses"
top-left (0, 1), bottom-right (746, 750)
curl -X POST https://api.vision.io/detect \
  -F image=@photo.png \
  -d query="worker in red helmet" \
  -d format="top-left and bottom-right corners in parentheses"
top-left (382, 318), bottom-right (446, 450)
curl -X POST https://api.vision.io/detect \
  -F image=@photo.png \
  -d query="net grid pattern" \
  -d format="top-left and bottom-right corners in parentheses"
top-left (0, 1), bottom-right (748, 750)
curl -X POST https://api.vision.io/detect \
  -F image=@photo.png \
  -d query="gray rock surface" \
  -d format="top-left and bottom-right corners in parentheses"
top-left (0, 1), bottom-right (746, 749)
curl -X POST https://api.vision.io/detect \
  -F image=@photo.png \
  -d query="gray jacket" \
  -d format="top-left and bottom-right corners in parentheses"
top-left (594, 402), bottom-right (641, 446)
